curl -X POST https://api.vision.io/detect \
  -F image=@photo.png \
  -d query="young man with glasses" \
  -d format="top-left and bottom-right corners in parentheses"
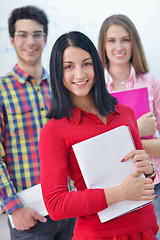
top-left (0, 5), bottom-right (75, 240)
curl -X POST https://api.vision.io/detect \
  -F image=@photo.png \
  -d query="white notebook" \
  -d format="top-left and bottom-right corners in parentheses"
top-left (73, 125), bottom-right (152, 223)
top-left (9, 183), bottom-right (48, 228)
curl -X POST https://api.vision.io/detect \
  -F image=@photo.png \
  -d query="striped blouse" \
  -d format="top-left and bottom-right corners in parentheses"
top-left (105, 66), bottom-right (160, 184)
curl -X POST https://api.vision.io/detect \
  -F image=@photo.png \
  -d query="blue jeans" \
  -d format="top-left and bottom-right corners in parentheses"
top-left (153, 183), bottom-right (160, 239)
top-left (8, 215), bottom-right (76, 240)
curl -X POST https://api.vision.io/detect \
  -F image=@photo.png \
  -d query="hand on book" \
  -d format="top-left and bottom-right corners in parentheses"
top-left (10, 206), bottom-right (47, 230)
top-left (137, 112), bottom-right (157, 137)
top-left (117, 150), bottom-right (156, 201)
top-left (104, 170), bottom-right (155, 207)
top-left (119, 171), bottom-right (155, 201)
top-left (122, 149), bottom-right (154, 175)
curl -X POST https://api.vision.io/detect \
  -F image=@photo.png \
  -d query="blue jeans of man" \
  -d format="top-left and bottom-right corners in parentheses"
top-left (8, 215), bottom-right (76, 240)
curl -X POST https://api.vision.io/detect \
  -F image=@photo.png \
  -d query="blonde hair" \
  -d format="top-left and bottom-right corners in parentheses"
top-left (98, 14), bottom-right (149, 73)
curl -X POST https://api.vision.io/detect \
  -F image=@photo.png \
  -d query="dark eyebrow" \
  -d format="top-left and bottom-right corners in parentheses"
top-left (63, 61), bottom-right (73, 64)
top-left (33, 30), bottom-right (44, 33)
top-left (16, 30), bottom-right (43, 33)
top-left (82, 57), bottom-right (92, 62)
top-left (63, 57), bottom-right (92, 64)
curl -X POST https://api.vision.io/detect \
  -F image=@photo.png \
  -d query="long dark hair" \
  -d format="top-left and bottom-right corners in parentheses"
top-left (47, 31), bottom-right (117, 119)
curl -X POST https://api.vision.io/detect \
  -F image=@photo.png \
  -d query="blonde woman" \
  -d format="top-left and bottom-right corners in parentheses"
top-left (98, 14), bottom-right (160, 230)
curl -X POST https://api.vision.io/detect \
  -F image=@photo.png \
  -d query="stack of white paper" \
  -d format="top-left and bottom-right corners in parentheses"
top-left (73, 125), bottom-right (152, 223)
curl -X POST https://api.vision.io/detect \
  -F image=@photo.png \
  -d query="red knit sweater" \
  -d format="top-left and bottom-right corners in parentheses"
top-left (39, 104), bottom-right (158, 239)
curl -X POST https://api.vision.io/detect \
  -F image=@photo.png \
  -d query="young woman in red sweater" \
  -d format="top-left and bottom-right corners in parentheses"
top-left (39, 31), bottom-right (159, 239)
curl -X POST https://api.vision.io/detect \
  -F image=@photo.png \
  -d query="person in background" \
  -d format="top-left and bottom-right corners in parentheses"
top-left (98, 14), bottom-right (160, 230)
top-left (0, 5), bottom-right (75, 240)
top-left (39, 31), bottom-right (158, 240)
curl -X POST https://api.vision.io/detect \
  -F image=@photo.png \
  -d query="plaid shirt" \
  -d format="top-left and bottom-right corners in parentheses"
top-left (0, 65), bottom-right (51, 214)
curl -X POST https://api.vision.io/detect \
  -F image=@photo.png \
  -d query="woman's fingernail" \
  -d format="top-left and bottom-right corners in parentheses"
top-left (121, 158), bottom-right (125, 162)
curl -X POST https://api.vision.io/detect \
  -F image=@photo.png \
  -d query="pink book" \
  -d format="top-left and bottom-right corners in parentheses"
top-left (111, 87), bottom-right (150, 119)
top-left (111, 87), bottom-right (153, 139)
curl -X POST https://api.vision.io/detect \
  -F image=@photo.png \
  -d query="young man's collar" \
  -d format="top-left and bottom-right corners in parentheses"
top-left (13, 64), bottom-right (48, 84)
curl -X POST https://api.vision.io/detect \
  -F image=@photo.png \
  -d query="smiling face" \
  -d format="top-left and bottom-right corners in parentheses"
top-left (63, 46), bottom-right (95, 103)
top-left (105, 24), bottom-right (132, 67)
top-left (10, 19), bottom-right (47, 69)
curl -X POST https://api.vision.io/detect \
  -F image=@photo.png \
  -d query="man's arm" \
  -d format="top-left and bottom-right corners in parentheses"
top-left (0, 102), bottom-right (23, 214)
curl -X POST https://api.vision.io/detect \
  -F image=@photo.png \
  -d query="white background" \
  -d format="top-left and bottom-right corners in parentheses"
top-left (0, 0), bottom-right (160, 77)
top-left (0, 1), bottom-right (160, 238)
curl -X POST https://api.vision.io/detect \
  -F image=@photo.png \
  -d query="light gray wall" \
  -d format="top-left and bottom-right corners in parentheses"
top-left (0, 0), bottom-right (160, 77)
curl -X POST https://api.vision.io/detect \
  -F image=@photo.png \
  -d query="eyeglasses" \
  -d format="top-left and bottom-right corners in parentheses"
top-left (14, 31), bottom-right (47, 41)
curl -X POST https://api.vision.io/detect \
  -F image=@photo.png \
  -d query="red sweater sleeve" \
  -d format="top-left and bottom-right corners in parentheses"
top-left (39, 120), bottom-right (108, 220)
